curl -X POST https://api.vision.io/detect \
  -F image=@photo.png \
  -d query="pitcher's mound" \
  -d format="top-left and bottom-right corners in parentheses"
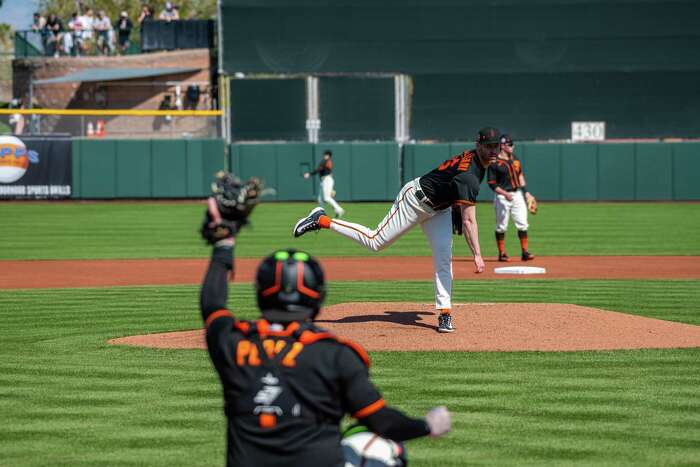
top-left (109, 302), bottom-right (700, 352)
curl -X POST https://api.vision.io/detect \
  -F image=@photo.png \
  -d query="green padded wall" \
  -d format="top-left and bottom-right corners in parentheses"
top-left (560, 145), bottom-right (598, 201)
top-left (72, 139), bottom-right (225, 199)
top-left (635, 143), bottom-right (673, 201)
top-left (71, 140), bottom-right (698, 200)
top-left (276, 144), bottom-right (316, 201)
top-left (672, 143), bottom-right (700, 200)
top-left (598, 144), bottom-right (635, 201)
top-left (76, 140), bottom-right (117, 198)
top-left (230, 144), bottom-right (316, 201)
top-left (71, 139), bottom-right (82, 198)
top-left (116, 140), bottom-right (151, 197)
top-left (512, 144), bottom-right (561, 201)
top-left (340, 143), bottom-right (399, 201)
top-left (230, 143), bottom-right (400, 201)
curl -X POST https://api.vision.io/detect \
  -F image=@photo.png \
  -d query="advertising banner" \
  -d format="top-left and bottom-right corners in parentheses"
top-left (0, 136), bottom-right (72, 199)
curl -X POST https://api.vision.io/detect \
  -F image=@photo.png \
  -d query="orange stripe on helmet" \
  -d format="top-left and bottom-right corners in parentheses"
top-left (296, 262), bottom-right (320, 299)
top-left (260, 261), bottom-right (283, 297)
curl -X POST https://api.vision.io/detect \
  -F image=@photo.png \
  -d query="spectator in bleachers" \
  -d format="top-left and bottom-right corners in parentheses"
top-left (138, 5), bottom-right (154, 24)
top-left (31, 12), bottom-right (48, 53)
top-left (67, 12), bottom-right (84, 56)
top-left (94, 10), bottom-right (113, 55)
top-left (79, 8), bottom-right (95, 54)
top-left (31, 12), bottom-right (46, 31)
top-left (43, 14), bottom-right (64, 57)
top-left (115, 11), bottom-right (133, 55)
top-left (159, 2), bottom-right (180, 22)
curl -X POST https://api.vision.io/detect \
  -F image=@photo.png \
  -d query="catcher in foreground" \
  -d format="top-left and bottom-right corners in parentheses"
top-left (485, 134), bottom-right (536, 262)
top-left (200, 171), bottom-right (266, 245)
top-left (198, 189), bottom-right (451, 466)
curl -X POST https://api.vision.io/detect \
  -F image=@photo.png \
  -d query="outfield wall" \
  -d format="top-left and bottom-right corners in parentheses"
top-left (67, 139), bottom-right (700, 201)
top-left (71, 139), bottom-right (225, 198)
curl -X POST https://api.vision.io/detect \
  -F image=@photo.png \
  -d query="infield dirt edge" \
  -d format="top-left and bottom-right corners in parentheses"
top-left (109, 302), bottom-right (700, 352)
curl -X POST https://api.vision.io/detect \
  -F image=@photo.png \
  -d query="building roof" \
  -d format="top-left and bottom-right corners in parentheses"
top-left (34, 67), bottom-right (201, 85)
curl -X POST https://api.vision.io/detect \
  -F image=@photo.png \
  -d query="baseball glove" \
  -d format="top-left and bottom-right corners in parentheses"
top-left (526, 193), bottom-right (538, 215)
top-left (200, 171), bottom-right (265, 244)
top-left (451, 206), bottom-right (463, 236)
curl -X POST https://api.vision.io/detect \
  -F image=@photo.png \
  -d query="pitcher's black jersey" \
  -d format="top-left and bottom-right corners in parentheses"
top-left (419, 150), bottom-right (488, 210)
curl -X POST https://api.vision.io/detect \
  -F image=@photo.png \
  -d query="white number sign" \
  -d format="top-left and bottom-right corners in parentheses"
top-left (571, 122), bottom-right (605, 142)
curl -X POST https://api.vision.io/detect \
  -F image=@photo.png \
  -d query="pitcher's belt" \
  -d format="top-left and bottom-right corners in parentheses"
top-left (413, 179), bottom-right (437, 209)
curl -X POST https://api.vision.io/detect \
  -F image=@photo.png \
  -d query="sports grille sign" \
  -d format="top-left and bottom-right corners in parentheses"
top-left (0, 136), bottom-right (72, 199)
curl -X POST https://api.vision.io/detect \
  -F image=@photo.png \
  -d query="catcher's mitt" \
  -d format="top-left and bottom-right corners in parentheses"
top-left (526, 193), bottom-right (538, 215)
top-left (200, 171), bottom-right (265, 244)
top-left (451, 206), bottom-right (463, 236)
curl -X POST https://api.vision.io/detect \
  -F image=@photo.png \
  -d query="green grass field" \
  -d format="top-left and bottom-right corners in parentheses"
top-left (1, 202), bottom-right (699, 466)
top-left (2, 201), bottom-right (700, 259)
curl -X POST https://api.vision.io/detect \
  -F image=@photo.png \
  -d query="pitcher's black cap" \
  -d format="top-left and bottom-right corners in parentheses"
top-left (476, 127), bottom-right (501, 144)
top-left (500, 134), bottom-right (514, 146)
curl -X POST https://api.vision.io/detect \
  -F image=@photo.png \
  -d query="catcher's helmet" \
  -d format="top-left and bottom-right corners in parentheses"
top-left (256, 249), bottom-right (326, 322)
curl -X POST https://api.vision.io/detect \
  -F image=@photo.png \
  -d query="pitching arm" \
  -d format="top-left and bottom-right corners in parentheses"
top-left (461, 203), bottom-right (485, 273)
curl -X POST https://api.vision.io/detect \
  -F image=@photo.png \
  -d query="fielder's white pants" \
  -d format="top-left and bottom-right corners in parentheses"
top-left (494, 190), bottom-right (529, 233)
top-left (318, 175), bottom-right (344, 217)
top-left (328, 179), bottom-right (453, 310)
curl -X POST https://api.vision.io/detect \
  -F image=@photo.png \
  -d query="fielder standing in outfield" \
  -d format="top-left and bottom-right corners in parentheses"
top-left (304, 149), bottom-right (345, 218)
top-left (293, 127), bottom-right (501, 333)
top-left (199, 183), bottom-right (451, 467)
top-left (487, 134), bottom-right (536, 262)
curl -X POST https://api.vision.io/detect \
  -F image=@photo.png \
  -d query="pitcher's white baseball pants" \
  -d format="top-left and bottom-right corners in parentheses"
top-left (494, 190), bottom-right (529, 233)
top-left (327, 178), bottom-right (453, 310)
top-left (318, 175), bottom-right (344, 217)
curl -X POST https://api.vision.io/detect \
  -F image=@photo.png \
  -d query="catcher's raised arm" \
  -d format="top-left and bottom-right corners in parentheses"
top-left (200, 171), bottom-right (266, 244)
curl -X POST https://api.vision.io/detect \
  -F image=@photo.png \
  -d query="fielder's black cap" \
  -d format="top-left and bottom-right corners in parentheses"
top-left (500, 134), bottom-right (514, 146)
top-left (476, 127), bottom-right (501, 144)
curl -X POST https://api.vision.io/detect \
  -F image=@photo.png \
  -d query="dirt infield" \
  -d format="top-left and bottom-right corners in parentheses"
top-left (2, 256), bottom-right (699, 289)
top-left (6, 255), bottom-right (699, 352)
top-left (109, 302), bottom-right (700, 352)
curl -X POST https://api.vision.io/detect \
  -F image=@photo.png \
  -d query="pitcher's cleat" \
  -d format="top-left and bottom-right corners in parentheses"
top-left (437, 313), bottom-right (455, 333)
top-left (293, 207), bottom-right (326, 237)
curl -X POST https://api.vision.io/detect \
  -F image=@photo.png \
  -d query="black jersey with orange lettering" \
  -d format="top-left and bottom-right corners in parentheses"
top-left (310, 159), bottom-right (333, 177)
top-left (200, 247), bottom-right (429, 467)
top-left (419, 150), bottom-right (488, 210)
top-left (487, 155), bottom-right (522, 192)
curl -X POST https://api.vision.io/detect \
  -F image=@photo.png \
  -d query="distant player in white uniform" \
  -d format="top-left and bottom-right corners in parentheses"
top-left (487, 134), bottom-right (535, 262)
top-left (293, 128), bottom-right (501, 333)
top-left (304, 149), bottom-right (345, 218)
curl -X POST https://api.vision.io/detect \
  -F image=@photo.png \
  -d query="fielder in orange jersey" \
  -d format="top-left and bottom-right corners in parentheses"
top-left (292, 127), bottom-right (501, 333)
top-left (304, 149), bottom-right (345, 218)
top-left (487, 134), bottom-right (535, 262)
